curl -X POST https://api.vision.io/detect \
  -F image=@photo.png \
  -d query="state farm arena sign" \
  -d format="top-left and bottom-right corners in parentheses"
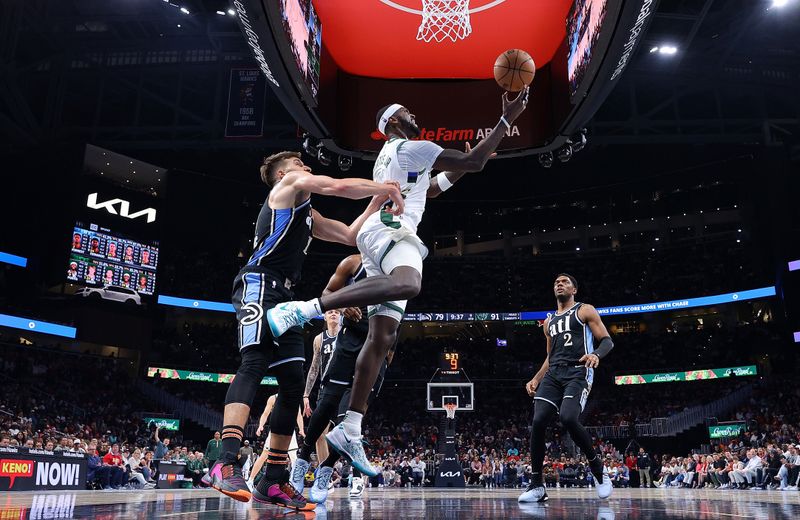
top-left (0, 447), bottom-right (87, 491)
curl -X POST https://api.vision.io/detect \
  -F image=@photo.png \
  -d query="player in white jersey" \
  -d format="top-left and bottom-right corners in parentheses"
top-left (267, 89), bottom-right (529, 475)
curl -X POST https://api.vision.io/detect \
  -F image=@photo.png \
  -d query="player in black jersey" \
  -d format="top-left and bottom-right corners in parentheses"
top-left (288, 254), bottom-right (395, 503)
top-left (300, 309), bottom-right (342, 464)
top-left (519, 274), bottom-right (615, 504)
top-left (208, 150), bottom-right (403, 509)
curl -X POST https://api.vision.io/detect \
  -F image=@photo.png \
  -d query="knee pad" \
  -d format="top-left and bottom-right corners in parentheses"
top-left (269, 361), bottom-right (304, 435)
top-left (224, 347), bottom-right (269, 406)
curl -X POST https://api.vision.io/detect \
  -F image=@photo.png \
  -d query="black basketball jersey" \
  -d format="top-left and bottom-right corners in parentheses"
top-left (318, 330), bottom-right (338, 381)
top-left (546, 302), bottom-right (594, 366)
top-left (244, 197), bottom-right (313, 285)
top-left (342, 263), bottom-right (369, 334)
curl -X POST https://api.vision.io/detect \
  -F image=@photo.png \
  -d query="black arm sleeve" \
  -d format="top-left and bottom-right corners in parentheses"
top-left (593, 336), bottom-right (614, 359)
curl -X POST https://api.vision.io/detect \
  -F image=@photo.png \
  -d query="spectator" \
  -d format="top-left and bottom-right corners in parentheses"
top-left (153, 427), bottom-right (169, 460)
top-left (206, 431), bottom-right (222, 468)
top-left (637, 447), bottom-right (652, 488)
top-left (410, 455), bottom-right (425, 487)
top-left (127, 449), bottom-right (154, 489)
top-left (185, 452), bottom-right (204, 487)
top-left (101, 443), bottom-right (127, 489)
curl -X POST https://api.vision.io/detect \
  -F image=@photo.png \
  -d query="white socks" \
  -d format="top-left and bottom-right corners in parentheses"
top-left (342, 411), bottom-right (363, 438)
top-left (298, 298), bottom-right (323, 320)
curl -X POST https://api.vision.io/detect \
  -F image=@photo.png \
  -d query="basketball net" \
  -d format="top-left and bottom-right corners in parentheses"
top-left (444, 403), bottom-right (458, 419)
top-left (417, 0), bottom-right (472, 43)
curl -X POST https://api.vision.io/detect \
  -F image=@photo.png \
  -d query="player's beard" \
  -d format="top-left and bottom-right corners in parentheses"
top-left (402, 119), bottom-right (421, 139)
top-left (556, 293), bottom-right (573, 304)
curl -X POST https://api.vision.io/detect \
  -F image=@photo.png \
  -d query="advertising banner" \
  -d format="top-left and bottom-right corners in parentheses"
top-left (156, 460), bottom-right (188, 489)
top-left (709, 423), bottom-right (746, 439)
top-left (0, 447), bottom-right (87, 492)
top-left (144, 417), bottom-right (181, 431)
top-left (615, 365), bottom-right (757, 385)
top-left (147, 366), bottom-right (277, 386)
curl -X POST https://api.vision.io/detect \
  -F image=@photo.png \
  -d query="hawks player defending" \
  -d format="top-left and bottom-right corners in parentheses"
top-left (301, 309), bottom-right (342, 462)
top-left (267, 89), bottom-right (530, 476)
top-left (519, 274), bottom-right (615, 503)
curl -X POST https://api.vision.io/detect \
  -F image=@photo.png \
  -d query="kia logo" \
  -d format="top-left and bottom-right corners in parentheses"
top-left (86, 193), bottom-right (157, 223)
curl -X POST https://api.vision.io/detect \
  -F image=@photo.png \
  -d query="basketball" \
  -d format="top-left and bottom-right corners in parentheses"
top-left (494, 49), bottom-right (536, 92)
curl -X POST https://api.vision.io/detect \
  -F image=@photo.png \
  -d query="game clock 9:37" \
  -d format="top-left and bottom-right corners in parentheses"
top-left (441, 352), bottom-right (460, 371)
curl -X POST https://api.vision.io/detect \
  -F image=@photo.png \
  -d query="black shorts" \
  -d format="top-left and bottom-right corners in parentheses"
top-left (534, 365), bottom-right (594, 413)
top-left (231, 269), bottom-right (304, 368)
top-left (336, 359), bottom-right (389, 418)
top-left (322, 323), bottom-right (366, 386)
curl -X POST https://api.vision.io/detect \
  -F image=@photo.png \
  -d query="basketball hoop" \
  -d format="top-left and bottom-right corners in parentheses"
top-left (379, 0), bottom-right (507, 43)
top-left (444, 402), bottom-right (458, 419)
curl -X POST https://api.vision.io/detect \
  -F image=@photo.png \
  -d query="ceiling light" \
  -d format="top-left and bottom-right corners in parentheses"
top-left (772, 0), bottom-right (789, 7)
top-left (216, 10), bottom-right (226, 15)
top-left (228, 8), bottom-right (236, 15)
top-left (180, 7), bottom-right (190, 14)
top-left (658, 46), bottom-right (678, 55)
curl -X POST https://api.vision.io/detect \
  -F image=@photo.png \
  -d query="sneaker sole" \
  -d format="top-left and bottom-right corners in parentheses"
top-left (252, 490), bottom-right (316, 511)
top-left (212, 484), bottom-right (252, 503)
top-left (326, 436), bottom-right (378, 477)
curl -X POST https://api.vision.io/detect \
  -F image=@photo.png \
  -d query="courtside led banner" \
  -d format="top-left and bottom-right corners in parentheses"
top-left (615, 365), bottom-right (757, 385)
top-left (0, 252), bottom-right (27, 267)
top-left (708, 423), bottom-right (746, 439)
top-left (0, 314), bottom-right (76, 338)
top-left (159, 286), bottom-right (776, 322)
top-left (147, 366), bottom-right (277, 386)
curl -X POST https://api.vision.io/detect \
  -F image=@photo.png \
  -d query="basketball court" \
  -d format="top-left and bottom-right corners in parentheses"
top-left (3, 488), bottom-right (799, 519)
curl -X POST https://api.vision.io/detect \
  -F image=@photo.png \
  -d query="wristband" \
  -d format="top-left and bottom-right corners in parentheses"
top-left (500, 116), bottom-right (511, 129)
top-left (436, 172), bottom-right (453, 192)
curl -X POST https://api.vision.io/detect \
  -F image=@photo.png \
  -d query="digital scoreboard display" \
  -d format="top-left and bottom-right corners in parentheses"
top-left (440, 352), bottom-right (461, 372)
top-left (566, 0), bottom-right (610, 98)
top-left (279, 0), bottom-right (322, 100)
top-left (67, 222), bottom-right (159, 295)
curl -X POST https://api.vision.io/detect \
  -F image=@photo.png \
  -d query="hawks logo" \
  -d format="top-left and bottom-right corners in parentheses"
top-left (240, 302), bottom-right (264, 326)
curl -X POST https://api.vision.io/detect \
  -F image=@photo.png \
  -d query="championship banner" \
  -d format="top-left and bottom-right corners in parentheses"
top-left (709, 423), bottom-right (746, 439)
top-left (615, 365), bottom-right (757, 385)
top-left (0, 447), bottom-right (87, 492)
top-left (147, 366), bottom-right (277, 386)
top-left (224, 68), bottom-right (266, 138)
top-left (144, 417), bottom-right (181, 431)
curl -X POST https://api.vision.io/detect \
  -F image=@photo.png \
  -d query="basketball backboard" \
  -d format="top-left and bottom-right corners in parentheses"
top-left (427, 382), bottom-right (474, 412)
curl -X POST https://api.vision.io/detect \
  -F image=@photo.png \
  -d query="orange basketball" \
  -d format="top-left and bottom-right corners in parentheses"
top-left (494, 49), bottom-right (536, 92)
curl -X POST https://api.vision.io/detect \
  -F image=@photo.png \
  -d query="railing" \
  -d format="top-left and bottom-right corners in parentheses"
top-left (136, 381), bottom-right (258, 436)
top-left (586, 385), bottom-right (753, 439)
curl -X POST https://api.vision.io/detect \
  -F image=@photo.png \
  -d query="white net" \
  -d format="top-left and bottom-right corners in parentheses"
top-left (417, 0), bottom-right (472, 43)
top-left (444, 403), bottom-right (458, 419)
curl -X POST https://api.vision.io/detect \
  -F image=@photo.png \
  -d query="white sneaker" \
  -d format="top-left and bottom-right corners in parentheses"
top-left (597, 474), bottom-right (613, 500)
top-left (788, 486), bottom-right (798, 491)
top-left (309, 466), bottom-right (334, 503)
top-left (267, 302), bottom-right (310, 337)
top-left (518, 484), bottom-right (548, 503)
top-left (289, 457), bottom-right (310, 494)
top-left (326, 425), bottom-right (378, 477)
top-left (349, 476), bottom-right (365, 498)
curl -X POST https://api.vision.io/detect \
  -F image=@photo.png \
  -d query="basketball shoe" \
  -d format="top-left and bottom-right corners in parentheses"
top-left (326, 424), bottom-right (378, 477)
top-left (253, 479), bottom-right (315, 511)
top-left (208, 460), bottom-right (251, 502)
top-left (309, 466), bottom-right (334, 503)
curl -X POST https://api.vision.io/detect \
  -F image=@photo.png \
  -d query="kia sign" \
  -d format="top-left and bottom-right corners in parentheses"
top-left (86, 193), bottom-right (157, 224)
top-left (0, 448), bottom-right (87, 491)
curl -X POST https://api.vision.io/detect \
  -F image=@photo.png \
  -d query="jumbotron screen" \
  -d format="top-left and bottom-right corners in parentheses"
top-left (279, 0), bottom-right (322, 100)
top-left (67, 222), bottom-right (159, 295)
top-left (567, 0), bottom-right (610, 97)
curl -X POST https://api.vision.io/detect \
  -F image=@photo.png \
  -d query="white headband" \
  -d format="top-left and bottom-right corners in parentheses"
top-left (378, 103), bottom-right (404, 135)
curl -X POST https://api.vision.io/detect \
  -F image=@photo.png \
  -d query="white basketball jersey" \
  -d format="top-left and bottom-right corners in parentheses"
top-left (371, 137), bottom-right (442, 234)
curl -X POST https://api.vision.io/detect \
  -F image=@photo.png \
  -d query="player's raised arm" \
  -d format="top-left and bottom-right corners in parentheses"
top-left (283, 171), bottom-right (404, 214)
top-left (526, 318), bottom-right (552, 397)
top-left (310, 191), bottom-right (388, 246)
top-left (431, 87), bottom-right (529, 173)
top-left (577, 304), bottom-right (614, 369)
top-left (323, 254), bottom-right (363, 322)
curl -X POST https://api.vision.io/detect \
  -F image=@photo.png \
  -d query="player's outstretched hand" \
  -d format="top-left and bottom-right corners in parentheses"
top-left (525, 378), bottom-right (539, 397)
top-left (343, 307), bottom-right (363, 322)
top-left (382, 180), bottom-right (404, 216)
top-left (502, 85), bottom-right (530, 124)
top-left (303, 397), bottom-right (312, 418)
top-left (256, 426), bottom-right (263, 437)
top-left (579, 353), bottom-right (600, 368)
